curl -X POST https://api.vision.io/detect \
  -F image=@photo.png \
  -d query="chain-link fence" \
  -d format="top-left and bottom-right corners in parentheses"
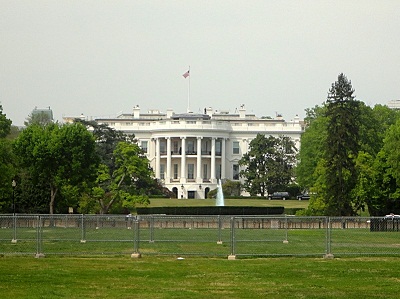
top-left (1, 215), bottom-right (399, 258)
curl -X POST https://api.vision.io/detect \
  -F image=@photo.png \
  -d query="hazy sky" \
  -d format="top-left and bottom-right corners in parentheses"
top-left (1, 1), bottom-right (400, 126)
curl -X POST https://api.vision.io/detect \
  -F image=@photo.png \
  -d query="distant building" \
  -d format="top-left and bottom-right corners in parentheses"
top-left (31, 107), bottom-right (53, 120)
top-left (64, 105), bottom-right (304, 199)
top-left (27, 107), bottom-right (54, 126)
top-left (388, 99), bottom-right (400, 110)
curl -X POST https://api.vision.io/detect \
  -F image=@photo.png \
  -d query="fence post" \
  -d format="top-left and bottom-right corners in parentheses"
top-left (217, 215), bottom-right (223, 244)
top-left (11, 214), bottom-right (17, 243)
top-left (324, 217), bottom-right (334, 259)
top-left (35, 216), bottom-right (45, 258)
top-left (131, 216), bottom-right (141, 258)
top-left (80, 214), bottom-right (86, 243)
top-left (228, 216), bottom-right (236, 260)
top-left (149, 215), bottom-right (154, 243)
top-left (283, 215), bottom-right (289, 244)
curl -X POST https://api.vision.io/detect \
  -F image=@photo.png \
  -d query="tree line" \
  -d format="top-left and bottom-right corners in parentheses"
top-left (214, 74), bottom-right (400, 216)
top-left (297, 74), bottom-right (400, 216)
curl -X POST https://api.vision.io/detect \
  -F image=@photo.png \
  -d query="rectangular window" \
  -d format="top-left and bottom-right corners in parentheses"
top-left (216, 164), bottom-right (221, 179)
top-left (215, 140), bottom-right (222, 156)
top-left (188, 164), bottom-right (194, 179)
top-left (141, 141), bottom-right (148, 153)
top-left (233, 141), bottom-right (240, 154)
top-left (160, 164), bottom-right (165, 180)
top-left (187, 140), bottom-right (195, 154)
top-left (173, 141), bottom-right (179, 154)
top-left (202, 140), bottom-right (210, 155)
top-left (203, 164), bottom-right (208, 179)
top-left (233, 164), bottom-right (239, 180)
top-left (160, 140), bottom-right (166, 155)
top-left (173, 164), bottom-right (178, 179)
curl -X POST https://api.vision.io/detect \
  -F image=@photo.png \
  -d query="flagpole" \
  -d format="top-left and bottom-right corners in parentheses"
top-left (187, 66), bottom-right (191, 113)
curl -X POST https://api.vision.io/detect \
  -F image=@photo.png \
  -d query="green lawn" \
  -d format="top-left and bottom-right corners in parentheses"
top-left (3, 224), bottom-right (400, 257)
top-left (1, 255), bottom-right (400, 298)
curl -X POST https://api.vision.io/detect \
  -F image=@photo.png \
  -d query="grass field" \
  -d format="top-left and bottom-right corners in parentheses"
top-left (1, 255), bottom-right (400, 298)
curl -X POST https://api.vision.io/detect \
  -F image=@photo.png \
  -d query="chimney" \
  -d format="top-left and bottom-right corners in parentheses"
top-left (166, 108), bottom-right (174, 118)
top-left (239, 104), bottom-right (246, 118)
top-left (133, 105), bottom-right (140, 118)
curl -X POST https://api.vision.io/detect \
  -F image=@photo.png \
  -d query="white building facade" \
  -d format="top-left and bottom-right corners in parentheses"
top-left (66, 106), bottom-right (304, 199)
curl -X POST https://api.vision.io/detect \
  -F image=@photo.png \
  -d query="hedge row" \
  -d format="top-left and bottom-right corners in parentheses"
top-left (136, 206), bottom-right (284, 215)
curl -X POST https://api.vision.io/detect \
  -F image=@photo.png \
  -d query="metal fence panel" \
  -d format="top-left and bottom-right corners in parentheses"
top-left (329, 217), bottom-right (400, 257)
top-left (232, 216), bottom-right (328, 257)
top-left (39, 215), bottom-right (135, 255)
top-left (137, 215), bottom-right (231, 256)
top-left (0, 215), bottom-right (39, 255)
top-left (1, 215), bottom-right (400, 258)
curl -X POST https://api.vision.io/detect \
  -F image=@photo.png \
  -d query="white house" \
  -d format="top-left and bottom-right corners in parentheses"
top-left (64, 105), bottom-right (304, 199)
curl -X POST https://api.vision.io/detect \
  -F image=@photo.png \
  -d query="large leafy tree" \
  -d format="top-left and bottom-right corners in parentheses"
top-left (74, 120), bottom-right (160, 214)
top-left (299, 101), bottom-right (400, 215)
top-left (296, 105), bottom-right (327, 190)
top-left (74, 119), bottom-right (135, 170)
top-left (13, 123), bottom-right (99, 214)
top-left (0, 106), bottom-right (14, 212)
top-left (0, 139), bottom-right (15, 212)
top-left (0, 105), bottom-right (12, 138)
top-left (81, 142), bottom-right (153, 214)
top-left (239, 134), bottom-right (296, 196)
top-left (323, 73), bottom-right (362, 216)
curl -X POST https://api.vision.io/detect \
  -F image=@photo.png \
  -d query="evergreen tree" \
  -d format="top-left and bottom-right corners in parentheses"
top-left (324, 73), bottom-right (361, 215)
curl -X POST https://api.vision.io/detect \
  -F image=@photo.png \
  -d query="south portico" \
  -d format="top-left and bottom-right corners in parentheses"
top-left (152, 134), bottom-right (228, 199)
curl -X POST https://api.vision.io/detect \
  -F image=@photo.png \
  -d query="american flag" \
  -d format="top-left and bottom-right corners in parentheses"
top-left (182, 70), bottom-right (190, 78)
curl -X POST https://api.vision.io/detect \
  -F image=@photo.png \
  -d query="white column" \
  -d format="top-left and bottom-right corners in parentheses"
top-left (196, 137), bottom-right (202, 183)
top-left (245, 138), bottom-right (250, 152)
top-left (221, 138), bottom-right (226, 179)
top-left (180, 137), bottom-right (186, 183)
top-left (155, 138), bottom-right (160, 178)
top-left (211, 138), bottom-right (216, 182)
top-left (166, 137), bottom-right (171, 182)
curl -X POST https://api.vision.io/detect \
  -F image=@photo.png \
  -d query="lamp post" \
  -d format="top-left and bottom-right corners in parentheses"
top-left (198, 184), bottom-right (202, 199)
top-left (181, 184), bottom-right (184, 199)
top-left (11, 179), bottom-right (17, 243)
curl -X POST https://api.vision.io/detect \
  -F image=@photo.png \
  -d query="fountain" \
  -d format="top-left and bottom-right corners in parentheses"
top-left (215, 179), bottom-right (225, 207)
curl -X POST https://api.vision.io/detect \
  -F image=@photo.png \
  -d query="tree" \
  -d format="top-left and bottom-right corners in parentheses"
top-left (207, 180), bottom-right (242, 198)
top-left (362, 119), bottom-right (400, 215)
top-left (72, 120), bottom-right (159, 214)
top-left (24, 108), bottom-right (53, 126)
top-left (0, 105), bottom-right (12, 138)
top-left (239, 134), bottom-right (297, 196)
top-left (83, 142), bottom-right (153, 214)
top-left (74, 119), bottom-right (135, 170)
top-left (13, 123), bottom-right (99, 214)
top-left (0, 105), bottom-right (14, 212)
top-left (296, 105), bottom-right (327, 191)
top-left (0, 139), bottom-right (15, 212)
top-left (323, 73), bottom-right (362, 216)
top-left (298, 101), bottom-right (400, 215)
